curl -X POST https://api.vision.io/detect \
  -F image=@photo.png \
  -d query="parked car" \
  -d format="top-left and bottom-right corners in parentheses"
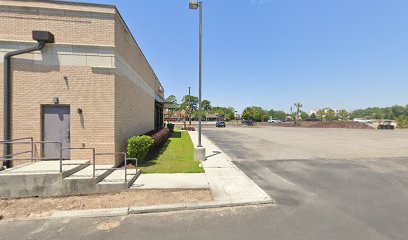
top-left (216, 121), bottom-right (226, 128)
top-left (268, 118), bottom-right (282, 123)
top-left (353, 118), bottom-right (373, 124)
top-left (377, 120), bottom-right (395, 130)
top-left (241, 119), bottom-right (254, 126)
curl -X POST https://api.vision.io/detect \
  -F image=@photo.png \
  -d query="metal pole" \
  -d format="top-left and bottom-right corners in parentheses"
top-left (197, 2), bottom-right (203, 147)
top-left (3, 57), bottom-right (11, 168)
top-left (92, 149), bottom-right (96, 179)
top-left (59, 143), bottom-right (62, 173)
top-left (188, 87), bottom-right (191, 126)
top-left (30, 137), bottom-right (34, 162)
top-left (124, 155), bottom-right (127, 183)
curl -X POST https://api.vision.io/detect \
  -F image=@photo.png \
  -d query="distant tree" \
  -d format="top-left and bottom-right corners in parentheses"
top-left (181, 95), bottom-right (199, 125)
top-left (310, 113), bottom-right (317, 119)
top-left (300, 111), bottom-right (309, 119)
top-left (166, 95), bottom-right (177, 104)
top-left (325, 108), bottom-right (336, 120)
top-left (242, 106), bottom-right (268, 122)
top-left (317, 109), bottom-right (326, 119)
top-left (201, 100), bottom-right (212, 111)
top-left (294, 103), bottom-right (303, 123)
top-left (338, 109), bottom-right (349, 120)
top-left (391, 105), bottom-right (405, 118)
top-left (397, 116), bottom-right (408, 128)
top-left (269, 110), bottom-right (287, 121)
top-left (181, 95), bottom-right (199, 111)
top-left (208, 106), bottom-right (235, 121)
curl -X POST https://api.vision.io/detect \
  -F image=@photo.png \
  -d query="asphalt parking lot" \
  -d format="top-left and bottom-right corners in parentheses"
top-left (203, 127), bottom-right (408, 239)
top-left (205, 126), bottom-right (408, 160)
top-left (1, 127), bottom-right (408, 240)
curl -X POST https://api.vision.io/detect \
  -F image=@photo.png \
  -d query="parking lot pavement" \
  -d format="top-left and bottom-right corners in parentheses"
top-left (203, 127), bottom-right (408, 161)
top-left (2, 127), bottom-right (408, 240)
top-left (201, 127), bottom-right (408, 239)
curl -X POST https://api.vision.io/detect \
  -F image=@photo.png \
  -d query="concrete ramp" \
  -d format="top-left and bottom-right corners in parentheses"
top-left (0, 160), bottom-right (140, 198)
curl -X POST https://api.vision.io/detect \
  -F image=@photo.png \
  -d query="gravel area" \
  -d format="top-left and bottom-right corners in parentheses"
top-left (0, 189), bottom-right (213, 220)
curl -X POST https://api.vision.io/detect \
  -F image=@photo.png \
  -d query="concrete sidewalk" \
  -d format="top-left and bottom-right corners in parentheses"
top-left (48, 131), bottom-right (272, 220)
top-left (189, 131), bottom-right (272, 203)
top-left (131, 173), bottom-right (209, 189)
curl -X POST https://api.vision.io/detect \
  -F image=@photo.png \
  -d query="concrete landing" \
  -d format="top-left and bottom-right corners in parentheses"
top-left (65, 165), bottom-right (113, 180)
top-left (0, 160), bottom-right (89, 175)
top-left (131, 173), bottom-right (209, 189)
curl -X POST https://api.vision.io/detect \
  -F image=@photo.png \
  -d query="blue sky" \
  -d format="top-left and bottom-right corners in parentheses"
top-left (69, 0), bottom-right (408, 113)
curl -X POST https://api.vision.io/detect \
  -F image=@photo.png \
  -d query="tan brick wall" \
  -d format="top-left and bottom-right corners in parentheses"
top-left (0, 62), bottom-right (116, 166)
top-left (114, 74), bottom-right (154, 155)
top-left (0, 1), bottom-right (163, 167)
top-left (0, 0), bottom-right (116, 13)
top-left (0, 1), bottom-right (115, 46)
top-left (114, 15), bottom-right (158, 91)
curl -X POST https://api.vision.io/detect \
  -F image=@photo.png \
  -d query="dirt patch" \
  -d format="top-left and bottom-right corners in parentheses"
top-left (303, 121), bottom-right (374, 129)
top-left (256, 121), bottom-right (374, 129)
top-left (0, 189), bottom-right (212, 221)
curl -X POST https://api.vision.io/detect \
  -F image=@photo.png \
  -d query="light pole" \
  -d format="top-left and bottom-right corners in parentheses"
top-left (189, 0), bottom-right (203, 148)
top-left (188, 86), bottom-right (192, 126)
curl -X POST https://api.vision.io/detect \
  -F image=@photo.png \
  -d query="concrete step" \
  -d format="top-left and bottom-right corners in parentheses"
top-left (0, 160), bottom-right (89, 178)
top-left (98, 168), bottom-right (141, 188)
top-left (64, 165), bottom-right (115, 183)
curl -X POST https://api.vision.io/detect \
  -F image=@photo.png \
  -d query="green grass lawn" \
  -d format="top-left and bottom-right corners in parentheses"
top-left (139, 131), bottom-right (205, 174)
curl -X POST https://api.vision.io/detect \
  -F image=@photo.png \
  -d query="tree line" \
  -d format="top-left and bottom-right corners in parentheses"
top-left (165, 95), bottom-right (236, 121)
top-left (166, 95), bottom-right (408, 123)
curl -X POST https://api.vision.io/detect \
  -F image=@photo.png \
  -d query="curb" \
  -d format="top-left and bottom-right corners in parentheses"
top-left (50, 198), bottom-right (274, 219)
top-left (51, 207), bottom-right (129, 219)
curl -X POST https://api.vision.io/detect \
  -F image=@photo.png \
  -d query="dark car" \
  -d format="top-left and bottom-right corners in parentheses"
top-left (241, 119), bottom-right (254, 126)
top-left (216, 121), bottom-right (226, 128)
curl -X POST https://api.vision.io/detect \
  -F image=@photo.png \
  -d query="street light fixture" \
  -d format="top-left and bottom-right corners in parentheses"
top-left (189, 0), bottom-right (205, 161)
top-left (189, 0), bottom-right (199, 9)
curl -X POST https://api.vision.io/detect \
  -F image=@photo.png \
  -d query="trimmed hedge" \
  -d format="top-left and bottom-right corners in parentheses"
top-left (128, 128), bottom-right (173, 164)
top-left (145, 128), bottom-right (171, 150)
top-left (127, 135), bottom-right (154, 163)
top-left (167, 122), bottom-right (175, 131)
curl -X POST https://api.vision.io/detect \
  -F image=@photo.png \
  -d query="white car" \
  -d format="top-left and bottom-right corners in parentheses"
top-left (353, 118), bottom-right (373, 124)
top-left (268, 118), bottom-right (282, 123)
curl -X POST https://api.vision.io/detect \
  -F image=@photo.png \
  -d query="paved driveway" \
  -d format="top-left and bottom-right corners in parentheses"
top-left (1, 127), bottom-right (408, 240)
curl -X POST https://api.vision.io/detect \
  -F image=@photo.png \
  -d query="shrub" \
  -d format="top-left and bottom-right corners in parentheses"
top-left (127, 135), bottom-right (154, 163)
top-left (146, 128), bottom-right (171, 150)
top-left (397, 116), bottom-right (408, 128)
top-left (181, 126), bottom-right (195, 131)
top-left (167, 122), bottom-right (175, 131)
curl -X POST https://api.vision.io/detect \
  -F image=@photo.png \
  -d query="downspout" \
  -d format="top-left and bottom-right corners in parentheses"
top-left (3, 31), bottom-right (54, 168)
top-left (3, 42), bottom-right (46, 168)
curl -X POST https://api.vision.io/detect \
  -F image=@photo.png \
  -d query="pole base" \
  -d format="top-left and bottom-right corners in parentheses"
top-left (194, 147), bottom-right (206, 162)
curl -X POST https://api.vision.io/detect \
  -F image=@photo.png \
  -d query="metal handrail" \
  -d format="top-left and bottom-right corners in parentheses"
top-left (4, 150), bottom-right (32, 157)
top-left (33, 141), bottom-right (62, 162)
top-left (0, 137), bottom-right (34, 143)
top-left (0, 137), bottom-right (34, 164)
top-left (1, 138), bottom-right (137, 185)
top-left (94, 152), bottom-right (128, 183)
top-left (126, 158), bottom-right (138, 182)
top-left (61, 147), bottom-right (95, 176)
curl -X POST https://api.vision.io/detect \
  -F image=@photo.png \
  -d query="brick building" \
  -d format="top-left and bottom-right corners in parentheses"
top-left (0, 0), bottom-right (165, 166)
